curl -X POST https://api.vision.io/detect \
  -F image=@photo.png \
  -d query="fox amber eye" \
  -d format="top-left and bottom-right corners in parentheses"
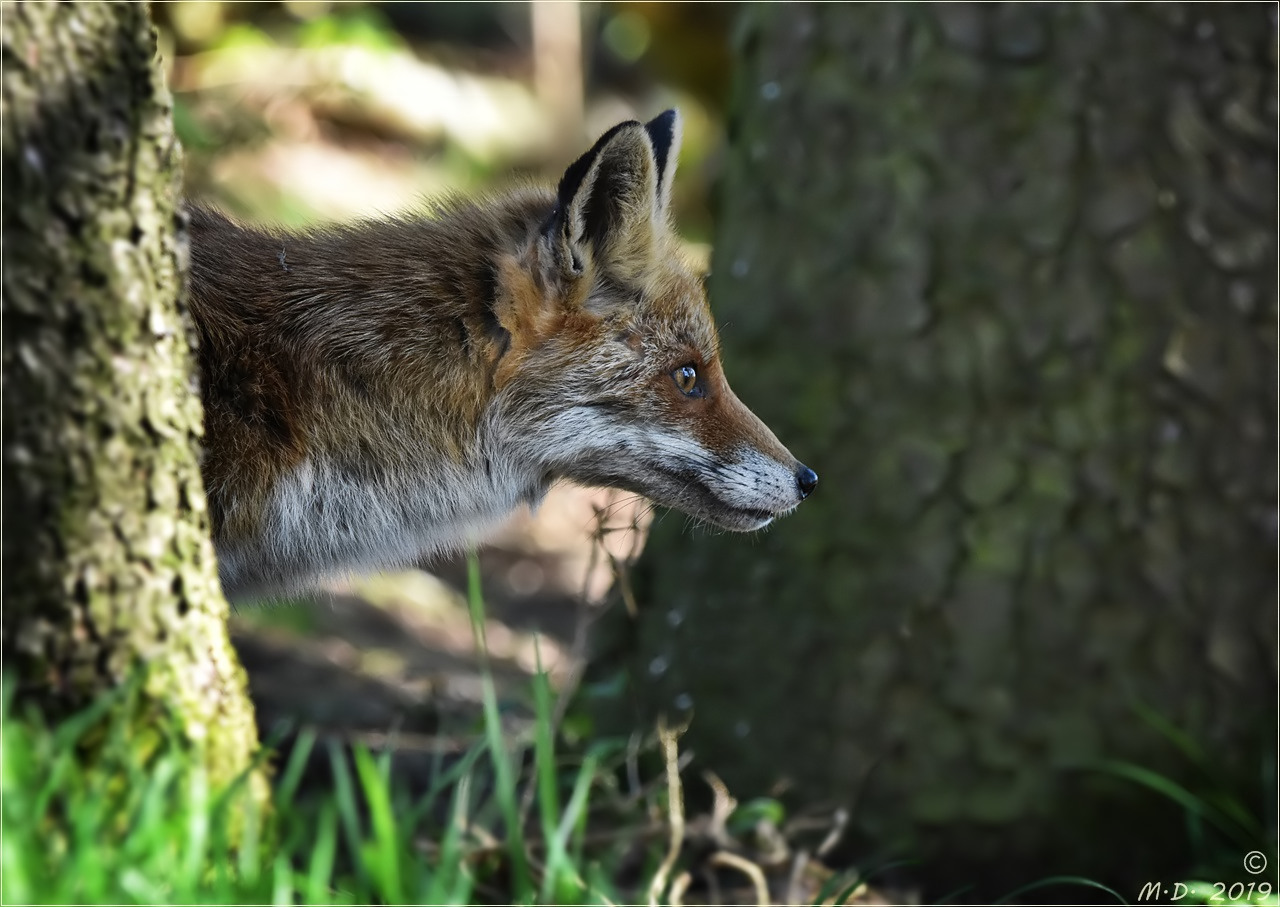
top-left (672, 364), bottom-right (700, 396)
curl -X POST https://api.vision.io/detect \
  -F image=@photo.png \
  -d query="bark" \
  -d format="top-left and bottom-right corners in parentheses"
top-left (601, 3), bottom-right (1277, 894)
top-left (2, 1), bottom-right (262, 799)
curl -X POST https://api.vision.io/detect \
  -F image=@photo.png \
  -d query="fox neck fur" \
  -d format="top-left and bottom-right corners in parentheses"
top-left (187, 110), bottom-right (815, 602)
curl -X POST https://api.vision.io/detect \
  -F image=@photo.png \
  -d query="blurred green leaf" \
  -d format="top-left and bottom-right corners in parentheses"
top-left (172, 98), bottom-right (215, 151)
top-left (298, 9), bottom-right (402, 52)
top-left (727, 796), bottom-right (786, 834)
top-left (211, 22), bottom-right (274, 51)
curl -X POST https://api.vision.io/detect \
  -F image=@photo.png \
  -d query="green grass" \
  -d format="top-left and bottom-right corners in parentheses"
top-left (1089, 702), bottom-right (1279, 907)
top-left (1, 556), bottom-right (645, 905)
top-left (3, 697), bottom-right (496, 905)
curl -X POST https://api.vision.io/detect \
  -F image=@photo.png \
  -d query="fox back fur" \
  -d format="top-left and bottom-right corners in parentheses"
top-left (188, 110), bottom-right (817, 602)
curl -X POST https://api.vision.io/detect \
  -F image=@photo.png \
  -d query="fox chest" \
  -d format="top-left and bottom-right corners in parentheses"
top-left (218, 452), bottom-right (543, 600)
top-left (279, 453), bottom-right (545, 561)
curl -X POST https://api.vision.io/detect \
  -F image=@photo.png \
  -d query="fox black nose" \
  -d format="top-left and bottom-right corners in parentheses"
top-left (796, 465), bottom-right (818, 499)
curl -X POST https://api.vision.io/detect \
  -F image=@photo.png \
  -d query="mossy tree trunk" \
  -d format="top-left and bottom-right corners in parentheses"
top-left (2, 1), bottom-right (262, 799)
top-left (606, 3), bottom-right (1276, 894)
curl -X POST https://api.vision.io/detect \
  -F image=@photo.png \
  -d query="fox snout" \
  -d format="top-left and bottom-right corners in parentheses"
top-left (665, 445), bottom-right (817, 533)
top-left (683, 402), bottom-right (817, 531)
top-left (687, 381), bottom-right (817, 530)
top-left (698, 448), bottom-right (817, 531)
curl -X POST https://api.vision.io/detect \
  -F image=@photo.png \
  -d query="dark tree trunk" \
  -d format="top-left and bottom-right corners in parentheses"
top-left (602, 3), bottom-right (1277, 894)
top-left (2, 1), bottom-right (262, 797)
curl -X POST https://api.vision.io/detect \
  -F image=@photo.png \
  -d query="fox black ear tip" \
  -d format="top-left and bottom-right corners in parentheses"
top-left (644, 110), bottom-right (680, 151)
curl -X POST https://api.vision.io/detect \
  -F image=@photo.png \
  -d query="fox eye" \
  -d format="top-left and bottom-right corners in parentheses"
top-left (671, 364), bottom-right (702, 397)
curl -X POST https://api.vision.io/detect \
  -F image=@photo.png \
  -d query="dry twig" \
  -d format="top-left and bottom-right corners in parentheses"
top-left (710, 850), bottom-right (771, 906)
top-left (647, 719), bottom-right (686, 907)
top-left (703, 770), bottom-right (739, 849)
top-left (669, 870), bottom-right (693, 907)
top-left (816, 807), bottom-right (849, 859)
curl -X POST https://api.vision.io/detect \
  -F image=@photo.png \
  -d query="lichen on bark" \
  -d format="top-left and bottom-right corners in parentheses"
top-left (2, 1), bottom-right (263, 802)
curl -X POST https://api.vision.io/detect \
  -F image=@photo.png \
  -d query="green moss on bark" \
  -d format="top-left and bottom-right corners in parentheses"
top-left (2, 1), bottom-right (263, 805)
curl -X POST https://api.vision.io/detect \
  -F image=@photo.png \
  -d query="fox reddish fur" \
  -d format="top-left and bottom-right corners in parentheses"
top-left (187, 110), bottom-right (817, 602)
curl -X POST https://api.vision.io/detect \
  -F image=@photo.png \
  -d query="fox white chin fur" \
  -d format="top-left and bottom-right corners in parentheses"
top-left (187, 109), bottom-right (817, 602)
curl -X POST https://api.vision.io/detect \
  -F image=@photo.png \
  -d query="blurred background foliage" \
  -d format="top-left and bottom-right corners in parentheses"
top-left (155, 0), bottom-right (731, 247)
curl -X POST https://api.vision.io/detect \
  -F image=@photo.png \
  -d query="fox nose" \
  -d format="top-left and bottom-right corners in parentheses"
top-left (796, 465), bottom-right (818, 499)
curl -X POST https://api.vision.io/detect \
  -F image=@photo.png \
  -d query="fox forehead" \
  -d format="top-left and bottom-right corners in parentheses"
top-left (625, 252), bottom-right (721, 363)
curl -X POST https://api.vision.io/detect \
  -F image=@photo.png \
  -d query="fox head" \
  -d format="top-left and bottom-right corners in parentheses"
top-left (490, 110), bottom-right (817, 531)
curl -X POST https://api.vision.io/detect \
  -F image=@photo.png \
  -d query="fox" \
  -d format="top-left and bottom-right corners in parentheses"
top-left (187, 110), bottom-right (817, 603)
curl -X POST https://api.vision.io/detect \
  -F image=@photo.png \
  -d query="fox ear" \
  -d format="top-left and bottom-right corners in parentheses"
top-left (547, 119), bottom-right (659, 278)
top-left (644, 109), bottom-right (681, 219)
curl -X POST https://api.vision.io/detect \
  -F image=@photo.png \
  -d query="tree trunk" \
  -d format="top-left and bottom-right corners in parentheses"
top-left (2, 1), bottom-right (262, 798)
top-left (603, 3), bottom-right (1276, 894)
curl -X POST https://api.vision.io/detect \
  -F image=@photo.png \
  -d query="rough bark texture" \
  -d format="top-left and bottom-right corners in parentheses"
top-left (2, 1), bottom-right (262, 798)
top-left (604, 3), bottom-right (1277, 894)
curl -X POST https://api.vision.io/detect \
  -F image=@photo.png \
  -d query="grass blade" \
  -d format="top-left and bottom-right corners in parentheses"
top-left (327, 740), bottom-right (368, 890)
top-left (1096, 759), bottom-right (1256, 850)
top-left (306, 804), bottom-right (340, 904)
top-left (272, 852), bottom-right (294, 906)
top-left (466, 551), bottom-right (532, 901)
top-left (531, 637), bottom-right (564, 896)
top-left (354, 744), bottom-right (404, 904)
top-left (993, 873), bottom-right (1128, 905)
top-left (542, 751), bottom-right (599, 903)
top-left (276, 726), bottom-right (318, 806)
